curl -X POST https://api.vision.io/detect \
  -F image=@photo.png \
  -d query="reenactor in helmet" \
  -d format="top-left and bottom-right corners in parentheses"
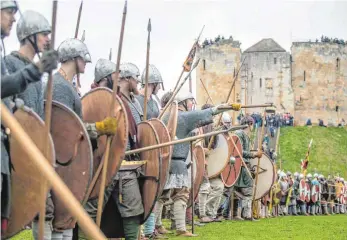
top-left (278, 171), bottom-right (289, 216)
top-left (155, 89), bottom-right (239, 236)
top-left (288, 172), bottom-right (298, 215)
top-left (306, 173), bottom-right (314, 215)
top-left (297, 174), bottom-right (308, 216)
top-left (319, 174), bottom-right (330, 215)
top-left (85, 60), bottom-right (145, 239)
top-left (1, 2), bottom-right (58, 235)
top-left (234, 116), bottom-right (262, 221)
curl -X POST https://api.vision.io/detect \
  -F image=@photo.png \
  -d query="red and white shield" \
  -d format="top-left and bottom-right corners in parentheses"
top-left (311, 185), bottom-right (319, 203)
top-left (299, 179), bottom-right (306, 201)
top-left (305, 182), bottom-right (311, 202)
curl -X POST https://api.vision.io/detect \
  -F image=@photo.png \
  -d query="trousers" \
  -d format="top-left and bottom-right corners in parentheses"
top-left (32, 221), bottom-right (72, 240)
top-left (205, 178), bottom-right (224, 218)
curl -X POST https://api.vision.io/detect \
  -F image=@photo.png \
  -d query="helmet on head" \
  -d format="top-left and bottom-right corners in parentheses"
top-left (141, 64), bottom-right (164, 90)
top-left (319, 174), bottom-right (324, 179)
top-left (314, 173), bottom-right (319, 178)
top-left (280, 171), bottom-right (286, 178)
top-left (287, 171), bottom-right (292, 176)
top-left (222, 112), bottom-right (232, 124)
top-left (175, 90), bottom-right (196, 105)
top-left (94, 59), bottom-right (117, 83)
top-left (299, 173), bottom-right (304, 179)
top-left (120, 63), bottom-right (140, 82)
top-left (240, 116), bottom-right (254, 126)
top-left (0, 1), bottom-right (17, 11)
top-left (17, 11), bottom-right (51, 42)
top-left (341, 178), bottom-right (344, 181)
top-left (58, 38), bottom-right (91, 63)
top-left (307, 173), bottom-right (312, 179)
top-left (294, 172), bottom-right (299, 177)
top-left (277, 169), bottom-right (281, 175)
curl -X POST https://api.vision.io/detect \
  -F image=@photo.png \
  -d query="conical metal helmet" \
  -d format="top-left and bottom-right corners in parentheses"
top-left (16, 10), bottom-right (51, 42)
top-left (119, 63), bottom-right (140, 82)
top-left (141, 64), bottom-right (164, 90)
top-left (58, 38), bottom-right (91, 63)
top-left (222, 112), bottom-right (231, 123)
top-left (0, 1), bottom-right (17, 10)
top-left (94, 58), bottom-right (117, 83)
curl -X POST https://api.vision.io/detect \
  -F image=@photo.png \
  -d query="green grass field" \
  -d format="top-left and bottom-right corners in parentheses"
top-left (12, 215), bottom-right (347, 240)
top-left (278, 126), bottom-right (347, 178)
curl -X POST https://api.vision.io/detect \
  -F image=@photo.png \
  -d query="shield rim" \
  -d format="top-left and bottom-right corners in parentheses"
top-left (81, 87), bottom-right (128, 200)
top-left (49, 100), bottom-right (94, 230)
top-left (165, 101), bottom-right (178, 140)
top-left (221, 134), bottom-right (243, 187)
top-left (4, 108), bottom-right (56, 239)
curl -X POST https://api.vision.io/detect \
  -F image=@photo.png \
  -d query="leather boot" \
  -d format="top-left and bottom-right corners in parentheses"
top-left (234, 208), bottom-right (244, 221)
top-left (176, 230), bottom-right (198, 237)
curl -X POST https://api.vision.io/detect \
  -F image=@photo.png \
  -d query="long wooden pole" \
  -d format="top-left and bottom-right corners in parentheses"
top-left (74, 0), bottom-right (83, 90)
top-left (190, 142), bottom-right (195, 233)
top-left (252, 110), bottom-right (266, 218)
top-left (125, 125), bottom-right (247, 155)
top-left (39, 2), bottom-right (57, 238)
top-left (207, 57), bottom-right (247, 149)
top-left (96, 0), bottom-right (127, 227)
top-left (1, 103), bottom-right (106, 239)
top-left (199, 78), bottom-right (214, 105)
top-left (158, 59), bottom-right (200, 119)
top-left (143, 19), bottom-right (151, 121)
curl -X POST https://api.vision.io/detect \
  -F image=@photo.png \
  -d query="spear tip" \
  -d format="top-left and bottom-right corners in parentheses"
top-left (147, 18), bottom-right (151, 32)
top-left (123, 0), bottom-right (127, 14)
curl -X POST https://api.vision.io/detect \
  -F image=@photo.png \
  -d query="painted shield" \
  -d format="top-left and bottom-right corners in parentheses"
top-left (305, 182), bottom-right (311, 202)
top-left (299, 179), bottom-right (306, 201)
top-left (165, 101), bottom-right (178, 140)
top-left (138, 121), bottom-right (161, 223)
top-left (148, 118), bottom-right (172, 196)
top-left (4, 108), bottom-right (55, 239)
top-left (221, 134), bottom-right (243, 187)
top-left (207, 133), bottom-right (232, 178)
top-left (99, 121), bottom-right (160, 238)
top-left (187, 145), bottom-right (205, 207)
top-left (250, 151), bottom-right (276, 200)
top-left (49, 101), bottom-right (93, 230)
top-left (311, 185), bottom-right (319, 203)
top-left (81, 87), bottom-right (128, 199)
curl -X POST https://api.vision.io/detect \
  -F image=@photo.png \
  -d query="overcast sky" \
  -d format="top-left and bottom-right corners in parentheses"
top-left (3, 0), bottom-right (347, 96)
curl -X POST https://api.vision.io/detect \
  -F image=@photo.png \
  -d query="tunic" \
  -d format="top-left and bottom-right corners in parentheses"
top-left (135, 94), bottom-right (160, 119)
top-left (162, 109), bottom-right (213, 189)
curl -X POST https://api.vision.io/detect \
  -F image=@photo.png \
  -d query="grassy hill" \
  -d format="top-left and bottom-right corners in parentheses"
top-left (278, 126), bottom-right (347, 178)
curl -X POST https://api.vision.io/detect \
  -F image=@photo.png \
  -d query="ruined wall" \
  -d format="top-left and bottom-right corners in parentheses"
top-left (241, 52), bottom-right (294, 114)
top-left (291, 42), bottom-right (347, 126)
top-left (196, 39), bottom-right (242, 124)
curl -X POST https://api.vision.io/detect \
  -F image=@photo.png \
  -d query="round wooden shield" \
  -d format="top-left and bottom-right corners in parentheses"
top-left (137, 121), bottom-right (161, 223)
top-left (299, 179), bottom-right (306, 201)
top-left (221, 134), bottom-right (243, 187)
top-left (81, 87), bottom-right (128, 199)
top-left (206, 133), bottom-right (232, 178)
top-left (5, 108), bottom-right (55, 239)
top-left (49, 101), bottom-right (93, 230)
top-left (250, 151), bottom-right (275, 200)
top-left (188, 145), bottom-right (205, 207)
top-left (165, 101), bottom-right (178, 140)
top-left (148, 118), bottom-right (172, 196)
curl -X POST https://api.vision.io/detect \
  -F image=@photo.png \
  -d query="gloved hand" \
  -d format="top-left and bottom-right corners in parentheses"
top-left (230, 103), bottom-right (241, 111)
top-left (95, 117), bottom-right (118, 136)
top-left (254, 151), bottom-right (262, 159)
top-left (229, 156), bottom-right (236, 165)
top-left (36, 50), bottom-right (59, 73)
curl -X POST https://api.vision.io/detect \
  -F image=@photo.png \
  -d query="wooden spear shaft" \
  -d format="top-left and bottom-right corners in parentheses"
top-left (199, 78), bottom-right (214, 105)
top-left (143, 19), bottom-right (151, 121)
top-left (125, 125), bottom-right (247, 155)
top-left (207, 57), bottom-right (247, 150)
top-left (158, 59), bottom-right (200, 119)
top-left (39, 2), bottom-right (57, 238)
top-left (74, 0), bottom-right (83, 89)
top-left (252, 109), bottom-right (266, 218)
top-left (1, 103), bottom-right (106, 239)
top-left (96, 0), bottom-right (127, 227)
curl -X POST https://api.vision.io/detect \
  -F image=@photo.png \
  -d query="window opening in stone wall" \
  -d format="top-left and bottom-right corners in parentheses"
top-left (260, 78), bottom-right (262, 88)
top-left (336, 58), bottom-right (340, 70)
top-left (274, 58), bottom-right (277, 64)
top-left (203, 59), bottom-right (206, 70)
top-left (303, 71), bottom-right (306, 81)
top-left (233, 68), bottom-right (235, 77)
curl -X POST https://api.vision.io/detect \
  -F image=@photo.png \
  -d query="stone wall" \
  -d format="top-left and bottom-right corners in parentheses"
top-left (291, 42), bottom-right (347, 126)
top-left (241, 51), bottom-right (294, 114)
top-left (196, 39), bottom-right (242, 124)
